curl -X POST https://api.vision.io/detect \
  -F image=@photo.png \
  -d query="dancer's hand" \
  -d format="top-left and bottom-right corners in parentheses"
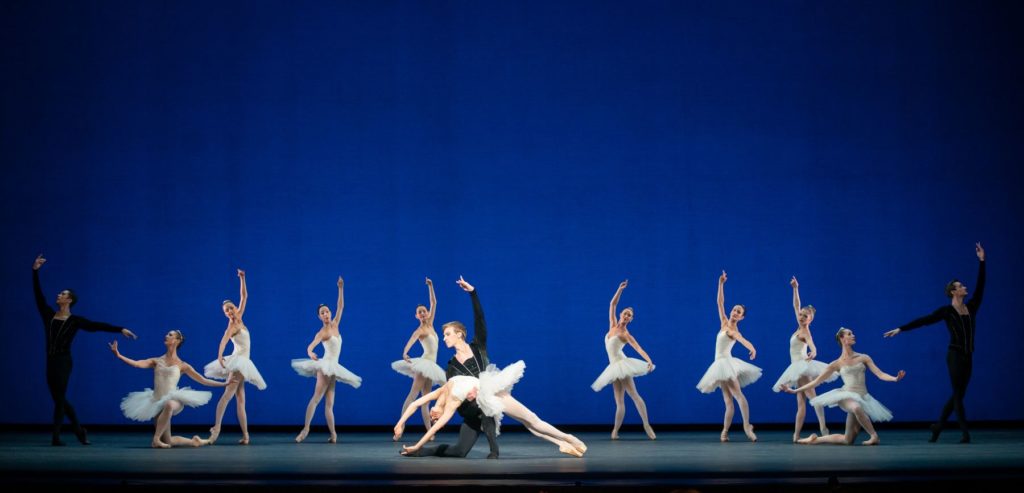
top-left (237, 269), bottom-right (245, 278)
top-left (393, 424), bottom-right (404, 441)
top-left (429, 406), bottom-right (442, 421)
top-left (308, 352), bottom-right (318, 361)
top-left (790, 276), bottom-right (798, 288)
top-left (121, 328), bottom-right (138, 340)
top-left (806, 350), bottom-right (816, 361)
top-left (779, 385), bottom-right (796, 394)
top-left (976, 242), bottom-right (985, 261)
top-left (647, 362), bottom-right (654, 373)
top-left (338, 276), bottom-right (344, 288)
top-left (895, 370), bottom-right (906, 381)
top-left (402, 353), bottom-right (411, 362)
top-left (218, 356), bottom-right (227, 368)
top-left (402, 444), bottom-right (421, 454)
top-left (466, 388), bottom-right (478, 401)
top-left (425, 277), bottom-right (432, 286)
top-left (619, 280), bottom-right (628, 291)
top-left (456, 276), bottom-right (474, 292)
top-left (719, 270), bottom-right (727, 284)
top-left (108, 340), bottom-right (119, 355)
top-left (883, 328), bottom-right (901, 338)
top-left (748, 349), bottom-right (756, 360)
top-left (33, 254), bottom-right (46, 270)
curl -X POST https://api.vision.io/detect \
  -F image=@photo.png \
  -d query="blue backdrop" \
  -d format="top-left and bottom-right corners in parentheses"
top-left (2, 0), bottom-right (1022, 427)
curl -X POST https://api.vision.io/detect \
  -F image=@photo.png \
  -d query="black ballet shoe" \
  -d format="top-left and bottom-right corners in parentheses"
top-left (959, 432), bottom-right (971, 444)
top-left (74, 427), bottom-right (91, 445)
top-left (928, 424), bottom-right (941, 443)
top-left (487, 452), bottom-right (499, 459)
top-left (51, 436), bottom-right (66, 446)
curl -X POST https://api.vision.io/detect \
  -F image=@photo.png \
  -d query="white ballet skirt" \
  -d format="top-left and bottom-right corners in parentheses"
top-left (204, 327), bottom-right (268, 390)
top-left (390, 331), bottom-right (447, 385)
top-left (696, 330), bottom-right (763, 393)
top-left (810, 361), bottom-right (893, 422)
top-left (772, 332), bottom-right (839, 391)
top-left (120, 358), bottom-right (212, 422)
top-left (591, 335), bottom-right (654, 392)
top-left (449, 360), bottom-right (526, 436)
top-left (291, 334), bottom-right (362, 388)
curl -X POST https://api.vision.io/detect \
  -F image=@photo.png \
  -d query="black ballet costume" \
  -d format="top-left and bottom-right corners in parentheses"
top-left (34, 269), bottom-right (126, 445)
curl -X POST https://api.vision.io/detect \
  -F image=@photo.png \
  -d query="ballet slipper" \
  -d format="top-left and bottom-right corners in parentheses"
top-left (295, 428), bottom-right (309, 443)
top-left (720, 430), bottom-right (729, 442)
top-left (559, 442), bottom-right (584, 458)
top-left (744, 424), bottom-right (758, 442)
top-left (862, 435), bottom-right (880, 446)
top-left (797, 433), bottom-right (818, 444)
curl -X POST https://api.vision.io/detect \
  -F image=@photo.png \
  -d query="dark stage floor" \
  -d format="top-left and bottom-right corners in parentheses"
top-left (3, 428), bottom-right (1023, 490)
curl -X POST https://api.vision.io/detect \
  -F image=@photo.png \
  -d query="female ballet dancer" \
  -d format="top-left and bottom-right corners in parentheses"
top-left (393, 361), bottom-right (587, 458)
top-left (111, 331), bottom-right (226, 448)
top-left (391, 277), bottom-right (446, 433)
top-left (33, 254), bottom-right (137, 446)
top-left (696, 270), bottom-right (761, 442)
top-left (205, 269), bottom-right (267, 445)
top-left (782, 327), bottom-right (905, 445)
top-left (291, 277), bottom-right (362, 443)
top-left (884, 243), bottom-right (985, 443)
top-left (772, 277), bottom-right (837, 442)
top-left (591, 280), bottom-right (656, 440)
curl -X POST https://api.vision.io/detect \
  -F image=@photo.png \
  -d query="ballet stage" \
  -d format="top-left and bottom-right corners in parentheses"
top-left (2, 427), bottom-right (1023, 491)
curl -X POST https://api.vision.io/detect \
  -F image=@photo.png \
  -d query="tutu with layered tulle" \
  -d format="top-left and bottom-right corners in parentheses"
top-left (810, 389), bottom-right (893, 422)
top-left (591, 358), bottom-right (654, 392)
top-left (475, 360), bottom-right (526, 435)
top-left (696, 357), bottom-right (763, 393)
top-left (772, 359), bottom-right (837, 391)
top-left (291, 358), bottom-right (362, 388)
top-left (204, 354), bottom-right (267, 390)
top-left (391, 357), bottom-right (447, 385)
top-left (119, 387), bottom-right (212, 422)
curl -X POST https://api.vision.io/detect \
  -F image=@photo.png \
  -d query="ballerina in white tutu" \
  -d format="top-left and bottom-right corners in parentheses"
top-left (696, 271), bottom-right (761, 442)
top-left (773, 277), bottom-right (837, 442)
top-left (110, 331), bottom-right (226, 448)
top-left (393, 360), bottom-right (587, 458)
top-left (391, 277), bottom-right (446, 434)
top-left (205, 269), bottom-right (267, 445)
top-left (782, 328), bottom-right (905, 445)
top-left (591, 280), bottom-right (656, 440)
top-left (292, 276), bottom-right (361, 443)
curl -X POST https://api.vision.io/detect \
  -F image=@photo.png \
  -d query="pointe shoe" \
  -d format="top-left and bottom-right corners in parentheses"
top-left (862, 435), bottom-right (880, 446)
top-left (295, 429), bottom-right (309, 443)
top-left (559, 443), bottom-right (584, 458)
top-left (744, 424), bottom-right (758, 442)
top-left (610, 432), bottom-right (620, 440)
top-left (568, 435), bottom-right (587, 454)
top-left (74, 427), bottom-right (91, 445)
top-left (191, 435), bottom-right (209, 447)
top-left (644, 425), bottom-right (657, 440)
top-left (328, 435), bottom-right (337, 444)
top-left (797, 433), bottom-right (818, 444)
top-left (792, 432), bottom-right (800, 444)
top-left (208, 426), bottom-right (220, 444)
top-left (238, 436), bottom-right (250, 445)
top-left (151, 441), bottom-right (171, 449)
top-left (720, 430), bottom-right (729, 443)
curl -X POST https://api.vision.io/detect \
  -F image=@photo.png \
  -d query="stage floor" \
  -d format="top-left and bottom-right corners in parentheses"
top-left (3, 429), bottom-right (1023, 489)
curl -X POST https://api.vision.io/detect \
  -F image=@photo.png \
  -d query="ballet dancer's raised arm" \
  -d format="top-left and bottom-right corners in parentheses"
top-left (610, 280), bottom-right (627, 328)
top-left (426, 277), bottom-right (436, 325)
top-left (717, 271), bottom-right (728, 325)
top-left (791, 277), bottom-right (802, 321)
top-left (332, 276), bottom-right (344, 327)
top-left (236, 269), bottom-right (248, 318)
top-left (108, 340), bottom-right (155, 369)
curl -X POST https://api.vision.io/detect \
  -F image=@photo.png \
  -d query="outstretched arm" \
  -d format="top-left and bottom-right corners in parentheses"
top-left (791, 276), bottom-right (802, 321)
top-left (108, 341), bottom-right (154, 369)
top-left (610, 280), bottom-right (627, 328)
top-left (182, 363), bottom-right (228, 387)
top-left (32, 255), bottom-right (54, 321)
top-left (626, 333), bottom-right (654, 371)
top-left (394, 384), bottom-right (452, 440)
top-left (332, 276), bottom-right (344, 326)
top-left (732, 330), bottom-right (757, 360)
top-left (717, 271), bottom-right (728, 324)
top-left (786, 361), bottom-right (839, 393)
top-left (236, 269), bottom-right (248, 317)
top-left (968, 243), bottom-right (986, 314)
top-left (403, 399), bottom-right (460, 453)
top-left (884, 307), bottom-right (945, 338)
top-left (863, 355), bottom-right (905, 382)
top-left (426, 277), bottom-right (436, 325)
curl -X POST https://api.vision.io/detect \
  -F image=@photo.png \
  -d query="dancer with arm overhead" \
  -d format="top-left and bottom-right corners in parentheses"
top-left (391, 277), bottom-right (446, 433)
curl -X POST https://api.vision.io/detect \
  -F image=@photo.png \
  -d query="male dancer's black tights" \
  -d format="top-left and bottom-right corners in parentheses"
top-left (932, 349), bottom-right (972, 442)
top-left (46, 354), bottom-right (83, 444)
top-left (411, 417), bottom-right (499, 458)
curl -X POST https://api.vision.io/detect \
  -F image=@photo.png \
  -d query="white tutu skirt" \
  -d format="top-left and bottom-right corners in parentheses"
top-left (476, 360), bottom-right (526, 436)
top-left (591, 358), bottom-right (654, 392)
top-left (204, 355), bottom-right (268, 390)
top-left (810, 389), bottom-right (893, 422)
top-left (291, 358), bottom-right (362, 388)
top-left (119, 388), bottom-right (212, 422)
top-left (772, 359), bottom-right (838, 391)
top-left (391, 357), bottom-right (447, 385)
top-left (696, 357), bottom-right (763, 393)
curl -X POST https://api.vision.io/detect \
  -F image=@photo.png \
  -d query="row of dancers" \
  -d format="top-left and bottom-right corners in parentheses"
top-left (32, 242), bottom-right (985, 453)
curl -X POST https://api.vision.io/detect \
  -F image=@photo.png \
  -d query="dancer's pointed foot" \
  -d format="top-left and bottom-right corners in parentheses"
top-left (792, 432), bottom-right (800, 443)
top-left (720, 430), bottom-right (729, 442)
top-left (191, 435), bottom-right (210, 447)
top-left (295, 428), bottom-right (309, 443)
top-left (862, 434), bottom-right (880, 446)
top-left (929, 423), bottom-right (942, 443)
top-left (328, 434), bottom-right (337, 444)
top-left (559, 442), bottom-right (584, 458)
top-left (644, 425), bottom-right (657, 440)
top-left (568, 435), bottom-right (587, 454)
top-left (208, 426), bottom-right (220, 444)
top-left (74, 427), bottom-right (90, 445)
top-left (238, 435), bottom-right (250, 445)
top-left (797, 433), bottom-right (818, 444)
top-left (151, 440), bottom-right (171, 449)
top-left (744, 424), bottom-right (758, 442)
top-left (610, 431), bottom-right (620, 440)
